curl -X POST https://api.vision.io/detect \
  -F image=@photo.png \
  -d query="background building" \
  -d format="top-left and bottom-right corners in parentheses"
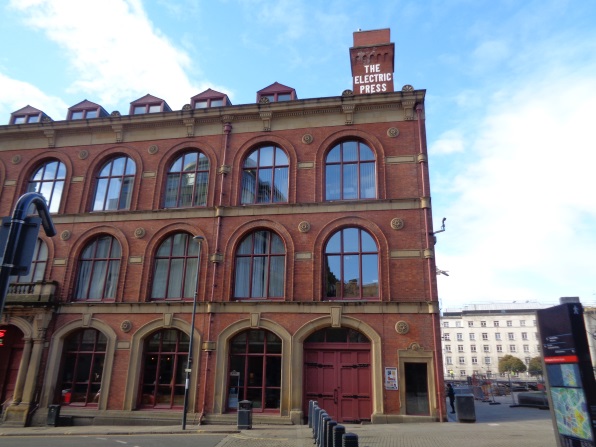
top-left (0, 29), bottom-right (445, 427)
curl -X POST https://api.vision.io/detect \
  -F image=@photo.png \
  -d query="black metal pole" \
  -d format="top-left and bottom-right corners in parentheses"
top-left (182, 235), bottom-right (203, 430)
top-left (0, 192), bottom-right (56, 320)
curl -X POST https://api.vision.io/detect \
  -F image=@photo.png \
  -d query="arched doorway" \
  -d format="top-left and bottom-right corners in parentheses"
top-left (226, 329), bottom-right (282, 413)
top-left (138, 329), bottom-right (189, 409)
top-left (0, 325), bottom-right (24, 414)
top-left (303, 327), bottom-right (372, 423)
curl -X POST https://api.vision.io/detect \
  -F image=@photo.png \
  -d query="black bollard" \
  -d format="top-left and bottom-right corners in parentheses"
top-left (309, 401), bottom-right (317, 428)
top-left (342, 433), bottom-right (359, 447)
top-left (317, 410), bottom-right (327, 445)
top-left (333, 424), bottom-right (346, 447)
top-left (326, 420), bottom-right (337, 447)
top-left (321, 416), bottom-right (331, 447)
top-left (312, 406), bottom-right (321, 441)
top-left (319, 414), bottom-right (330, 447)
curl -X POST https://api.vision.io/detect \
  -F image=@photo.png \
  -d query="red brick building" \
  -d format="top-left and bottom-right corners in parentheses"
top-left (0, 29), bottom-right (445, 427)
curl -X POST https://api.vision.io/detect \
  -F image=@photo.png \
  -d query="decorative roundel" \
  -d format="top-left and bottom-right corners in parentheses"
top-left (259, 97), bottom-right (270, 104)
top-left (11, 155), bottom-right (21, 164)
top-left (302, 134), bottom-right (314, 144)
top-left (121, 320), bottom-right (132, 333)
top-left (78, 149), bottom-right (89, 160)
top-left (395, 321), bottom-right (410, 335)
top-left (182, 104), bottom-right (192, 111)
top-left (148, 145), bottom-right (159, 155)
top-left (110, 111), bottom-right (121, 117)
top-left (134, 227), bottom-right (146, 239)
top-left (298, 221), bottom-right (311, 233)
top-left (342, 89), bottom-right (354, 96)
top-left (387, 127), bottom-right (400, 138)
top-left (402, 84), bottom-right (414, 92)
top-left (60, 230), bottom-right (72, 241)
top-left (390, 218), bottom-right (404, 230)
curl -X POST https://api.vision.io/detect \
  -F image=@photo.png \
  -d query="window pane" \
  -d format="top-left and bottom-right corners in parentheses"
top-left (342, 141), bottom-right (358, 161)
top-left (270, 234), bottom-right (284, 254)
top-left (133, 106), bottom-right (145, 114)
top-left (184, 257), bottom-right (198, 297)
top-left (277, 93), bottom-right (291, 101)
top-left (362, 254), bottom-right (378, 297)
top-left (325, 165), bottom-right (340, 200)
top-left (342, 164), bottom-right (358, 199)
top-left (253, 231), bottom-right (269, 254)
top-left (104, 260), bottom-right (120, 298)
top-left (361, 231), bottom-right (377, 252)
top-left (343, 255), bottom-right (360, 298)
top-left (244, 151), bottom-right (259, 168)
top-left (183, 152), bottom-right (198, 171)
top-left (360, 162), bottom-right (376, 198)
top-left (86, 110), bottom-right (98, 118)
top-left (325, 256), bottom-right (341, 297)
top-left (211, 99), bottom-right (223, 107)
top-left (195, 172), bottom-right (208, 206)
top-left (251, 257), bottom-right (267, 297)
top-left (325, 232), bottom-right (341, 253)
top-left (241, 170), bottom-right (256, 204)
top-left (119, 177), bottom-right (133, 209)
top-left (149, 104), bottom-right (161, 113)
top-left (165, 176), bottom-right (180, 208)
top-left (259, 147), bottom-right (274, 166)
top-left (343, 228), bottom-right (359, 253)
top-left (49, 181), bottom-right (64, 213)
top-left (167, 259), bottom-right (183, 298)
top-left (235, 258), bottom-right (251, 297)
top-left (359, 144), bottom-right (374, 160)
top-left (257, 168), bottom-right (272, 203)
top-left (275, 148), bottom-right (288, 165)
top-left (151, 259), bottom-right (168, 298)
top-left (273, 167), bottom-right (288, 202)
top-left (269, 256), bottom-right (284, 297)
top-left (195, 100), bottom-right (208, 109)
top-left (88, 261), bottom-right (107, 299)
top-left (171, 233), bottom-right (187, 256)
top-left (111, 157), bottom-right (125, 175)
top-left (327, 146), bottom-right (340, 163)
top-left (93, 180), bottom-right (107, 210)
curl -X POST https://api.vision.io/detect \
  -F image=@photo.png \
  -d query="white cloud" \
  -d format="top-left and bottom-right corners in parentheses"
top-left (430, 129), bottom-right (465, 155)
top-left (8, 0), bottom-right (217, 111)
top-left (0, 73), bottom-right (68, 123)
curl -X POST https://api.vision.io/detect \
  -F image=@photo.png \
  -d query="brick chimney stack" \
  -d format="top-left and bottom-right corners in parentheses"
top-left (350, 28), bottom-right (395, 95)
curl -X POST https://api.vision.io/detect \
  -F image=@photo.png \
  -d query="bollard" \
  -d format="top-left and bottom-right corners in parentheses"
top-left (326, 420), bottom-right (337, 447)
top-left (316, 410), bottom-right (327, 445)
top-left (313, 406), bottom-right (321, 440)
top-left (322, 416), bottom-right (331, 447)
top-left (319, 414), bottom-right (330, 447)
top-left (333, 424), bottom-right (346, 447)
top-left (309, 400), bottom-right (317, 428)
top-left (342, 433), bottom-right (359, 447)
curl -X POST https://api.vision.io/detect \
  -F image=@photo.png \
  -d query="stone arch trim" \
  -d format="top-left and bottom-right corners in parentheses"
top-left (152, 140), bottom-right (219, 209)
top-left (78, 145), bottom-right (144, 213)
top-left (124, 317), bottom-right (202, 411)
top-left (230, 134), bottom-right (298, 205)
top-left (0, 316), bottom-right (33, 340)
top-left (40, 318), bottom-right (117, 410)
top-left (314, 129), bottom-right (386, 202)
top-left (139, 223), bottom-right (208, 303)
top-left (311, 216), bottom-right (390, 302)
top-left (292, 316), bottom-right (384, 418)
top-left (212, 319), bottom-right (292, 415)
top-left (221, 219), bottom-right (295, 302)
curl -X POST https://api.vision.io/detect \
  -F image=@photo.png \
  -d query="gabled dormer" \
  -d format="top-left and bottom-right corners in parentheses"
top-left (129, 94), bottom-right (172, 115)
top-left (68, 100), bottom-right (109, 120)
top-left (9, 105), bottom-right (52, 125)
top-left (191, 89), bottom-right (231, 109)
top-left (256, 82), bottom-right (297, 103)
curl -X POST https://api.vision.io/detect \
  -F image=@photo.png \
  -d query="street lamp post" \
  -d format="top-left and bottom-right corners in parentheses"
top-left (182, 235), bottom-right (204, 430)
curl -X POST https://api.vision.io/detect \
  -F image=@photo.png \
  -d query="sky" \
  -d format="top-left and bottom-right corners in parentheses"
top-left (1, 0), bottom-right (595, 310)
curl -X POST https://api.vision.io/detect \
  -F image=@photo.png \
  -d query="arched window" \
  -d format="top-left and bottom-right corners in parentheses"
top-left (27, 160), bottom-right (66, 213)
top-left (227, 329), bottom-right (282, 412)
top-left (13, 238), bottom-right (48, 283)
top-left (164, 151), bottom-right (209, 208)
top-left (241, 146), bottom-right (288, 204)
top-left (75, 235), bottom-right (121, 300)
top-left (325, 141), bottom-right (376, 200)
top-left (234, 230), bottom-right (285, 299)
top-left (139, 329), bottom-right (189, 409)
top-left (324, 227), bottom-right (379, 299)
top-left (151, 233), bottom-right (199, 300)
top-left (57, 329), bottom-right (106, 407)
top-left (93, 156), bottom-right (136, 211)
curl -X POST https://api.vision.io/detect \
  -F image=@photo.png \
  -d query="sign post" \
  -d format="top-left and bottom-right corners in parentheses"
top-left (0, 192), bottom-right (56, 320)
top-left (537, 301), bottom-right (596, 447)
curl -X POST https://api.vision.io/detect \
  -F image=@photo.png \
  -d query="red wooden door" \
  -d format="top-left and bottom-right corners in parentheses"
top-left (304, 346), bottom-right (371, 423)
top-left (0, 326), bottom-right (24, 409)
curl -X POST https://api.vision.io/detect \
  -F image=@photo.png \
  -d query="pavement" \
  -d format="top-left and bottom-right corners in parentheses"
top-left (0, 394), bottom-right (558, 447)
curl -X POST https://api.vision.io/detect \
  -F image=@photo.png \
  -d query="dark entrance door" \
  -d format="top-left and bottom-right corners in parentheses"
top-left (0, 326), bottom-right (24, 413)
top-left (304, 328), bottom-right (371, 423)
top-left (404, 362), bottom-right (430, 415)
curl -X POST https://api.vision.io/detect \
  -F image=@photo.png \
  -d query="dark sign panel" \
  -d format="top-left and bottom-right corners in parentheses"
top-left (537, 303), bottom-right (596, 447)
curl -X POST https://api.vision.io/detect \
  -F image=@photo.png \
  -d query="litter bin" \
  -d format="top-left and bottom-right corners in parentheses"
top-left (47, 404), bottom-right (61, 426)
top-left (237, 400), bottom-right (252, 429)
top-left (455, 394), bottom-right (476, 422)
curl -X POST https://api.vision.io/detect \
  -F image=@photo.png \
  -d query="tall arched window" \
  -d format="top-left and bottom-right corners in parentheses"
top-left (13, 238), bottom-right (48, 283)
top-left (75, 235), bottom-right (121, 300)
top-left (139, 329), bottom-right (189, 409)
top-left (324, 227), bottom-right (379, 299)
top-left (93, 156), bottom-right (136, 211)
top-left (27, 160), bottom-right (66, 213)
top-left (57, 329), bottom-right (106, 407)
top-left (234, 230), bottom-right (285, 299)
top-left (325, 141), bottom-right (376, 200)
top-left (151, 233), bottom-right (199, 300)
top-left (164, 151), bottom-right (209, 208)
top-left (227, 329), bottom-right (282, 412)
top-left (241, 146), bottom-right (288, 204)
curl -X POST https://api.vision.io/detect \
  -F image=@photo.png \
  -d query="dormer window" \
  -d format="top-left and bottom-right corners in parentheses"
top-left (256, 82), bottom-right (297, 103)
top-left (129, 94), bottom-right (171, 115)
top-left (68, 100), bottom-right (108, 120)
top-left (9, 105), bottom-right (50, 125)
top-left (190, 89), bottom-right (231, 109)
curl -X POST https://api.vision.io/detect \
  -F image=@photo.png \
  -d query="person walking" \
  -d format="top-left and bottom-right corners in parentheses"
top-left (447, 383), bottom-right (456, 413)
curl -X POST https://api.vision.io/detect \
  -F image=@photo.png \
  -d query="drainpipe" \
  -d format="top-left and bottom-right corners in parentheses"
top-left (199, 120), bottom-right (232, 424)
top-left (415, 104), bottom-right (445, 421)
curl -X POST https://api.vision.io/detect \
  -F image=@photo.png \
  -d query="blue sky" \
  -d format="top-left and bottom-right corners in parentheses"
top-left (1, 0), bottom-right (595, 309)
